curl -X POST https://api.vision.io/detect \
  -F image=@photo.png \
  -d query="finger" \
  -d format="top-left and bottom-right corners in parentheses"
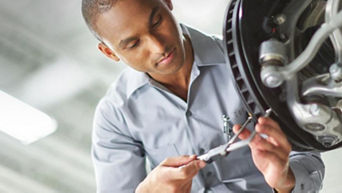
top-left (255, 122), bottom-right (291, 152)
top-left (233, 123), bottom-right (290, 158)
top-left (249, 133), bottom-right (289, 160)
top-left (233, 125), bottom-right (267, 151)
top-left (232, 124), bottom-right (251, 140)
top-left (161, 155), bottom-right (197, 167)
top-left (175, 160), bottom-right (206, 180)
top-left (253, 150), bottom-right (291, 188)
top-left (253, 151), bottom-right (289, 179)
top-left (253, 149), bottom-right (285, 164)
top-left (258, 117), bottom-right (283, 132)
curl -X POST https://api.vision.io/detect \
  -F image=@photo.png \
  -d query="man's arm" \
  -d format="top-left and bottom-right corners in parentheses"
top-left (135, 155), bottom-right (206, 193)
top-left (93, 98), bottom-right (206, 193)
top-left (92, 99), bottom-right (147, 193)
top-left (233, 117), bottom-right (324, 193)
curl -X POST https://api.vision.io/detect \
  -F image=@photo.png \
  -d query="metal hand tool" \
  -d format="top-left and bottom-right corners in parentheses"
top-left (197, 108), bottom-right (272, 163)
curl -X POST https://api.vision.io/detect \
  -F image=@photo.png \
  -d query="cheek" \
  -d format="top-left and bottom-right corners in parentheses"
top-left (121, 50), bottom-right (151, 70)
top-left (166, 25), bottom-right (180, 41)
top-left (165, 15), bottom-right (181, 38)
top-left (158, 14), bottom-right (180, 41)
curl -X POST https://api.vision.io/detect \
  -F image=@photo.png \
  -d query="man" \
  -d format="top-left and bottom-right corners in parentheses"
top-left (81, 0), bottom-right (325, 192)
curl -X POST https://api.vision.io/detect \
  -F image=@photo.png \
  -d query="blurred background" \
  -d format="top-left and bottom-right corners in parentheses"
top-left (0, 0), bottom-right (341, 192)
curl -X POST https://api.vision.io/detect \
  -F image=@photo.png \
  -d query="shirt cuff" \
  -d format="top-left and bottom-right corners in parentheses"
top-left (290, 160), bottom-right (309, 193)
top-left (289, 161), bottom-right (324, 193)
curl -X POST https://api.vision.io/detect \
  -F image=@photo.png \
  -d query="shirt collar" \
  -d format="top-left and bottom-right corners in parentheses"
top-left (125, 24), bottom-right (226, 98)
top-left (125, 68), bottom-right (150, 98)
top-left (181, 24), bottom-right (226, 66)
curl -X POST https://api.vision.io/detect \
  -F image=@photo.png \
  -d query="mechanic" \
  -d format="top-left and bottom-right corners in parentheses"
top-left (81, 0), bottom-right (325, 192)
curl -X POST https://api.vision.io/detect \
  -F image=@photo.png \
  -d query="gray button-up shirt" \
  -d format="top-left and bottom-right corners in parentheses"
top-left (92, 25), bottom-right (324, 193)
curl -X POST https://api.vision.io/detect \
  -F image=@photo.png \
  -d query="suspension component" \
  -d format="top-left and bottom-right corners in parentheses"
top-left (259, 39), bottom-right (287, 88)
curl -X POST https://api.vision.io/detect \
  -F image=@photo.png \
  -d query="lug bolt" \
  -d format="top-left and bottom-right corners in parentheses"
top-left (274, 14), bottom-right (286, 25)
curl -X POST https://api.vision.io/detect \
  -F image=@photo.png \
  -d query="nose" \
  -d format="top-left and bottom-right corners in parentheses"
top-left (147, 34), bottom-right (165, 54)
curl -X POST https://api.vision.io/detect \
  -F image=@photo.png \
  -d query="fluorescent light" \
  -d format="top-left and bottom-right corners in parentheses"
top-left (0, 90), bottom-right (57, 145)
top-left (17, 57), bottom-right (93, 108)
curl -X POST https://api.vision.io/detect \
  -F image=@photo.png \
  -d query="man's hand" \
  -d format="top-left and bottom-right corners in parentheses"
top-left (135, 155), bottom-right (206, 193)
top-left (233, 117), bottom-right (295, 193)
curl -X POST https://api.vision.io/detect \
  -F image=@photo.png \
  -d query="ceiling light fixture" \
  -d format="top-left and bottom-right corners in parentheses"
top-left (0, 90), bottom-right (57, 144)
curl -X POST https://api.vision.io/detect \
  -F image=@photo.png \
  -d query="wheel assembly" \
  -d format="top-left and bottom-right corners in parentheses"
top-left (223, 0), bottom-right (342, 151)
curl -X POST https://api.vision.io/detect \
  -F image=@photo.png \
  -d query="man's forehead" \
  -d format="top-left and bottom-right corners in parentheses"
top-left (97, 0), bottom-right (160, 24)
top-left (95, 0), bottom-right (162, 43)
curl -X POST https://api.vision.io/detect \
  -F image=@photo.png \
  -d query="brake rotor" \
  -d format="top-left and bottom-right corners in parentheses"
top-left (223, 0), bottom-right (342, 151)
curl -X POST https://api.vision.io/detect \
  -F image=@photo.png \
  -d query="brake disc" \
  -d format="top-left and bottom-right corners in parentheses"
top-left (223, 0), bottom-right (342, 151)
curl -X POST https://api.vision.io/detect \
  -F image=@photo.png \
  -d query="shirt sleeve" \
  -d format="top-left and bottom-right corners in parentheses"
top-left (92, 98), bottom-right (146, 193)
top-left (289, 151), bottom-right (325, 193)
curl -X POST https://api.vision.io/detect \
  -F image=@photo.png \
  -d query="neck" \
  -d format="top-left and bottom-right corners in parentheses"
top-left (165, 36), bottom-right (193, 87)
top-left (150, 35), bottom-right (194, 101)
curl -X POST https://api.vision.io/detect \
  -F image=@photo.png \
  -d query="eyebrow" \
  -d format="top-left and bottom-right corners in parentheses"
top-left (118, 6), bottom-right (160, 49)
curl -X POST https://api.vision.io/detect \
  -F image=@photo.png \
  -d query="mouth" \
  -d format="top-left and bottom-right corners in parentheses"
top-left (156, 48), bottom-right (176, 66)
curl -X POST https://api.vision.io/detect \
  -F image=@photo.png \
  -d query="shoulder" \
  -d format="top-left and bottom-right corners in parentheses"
top-left (94, 69), bottom-right (134, 123)
top-left (181, 24), bottom-right (226, 65)
top-left (103, 67), bottom-right (148, 105)
top-left (105, 68), bottom-right (132, 105)
top-left (94, 67), bottom-right (150, 126)
top-left (182, 24), bottom-right (224, 51)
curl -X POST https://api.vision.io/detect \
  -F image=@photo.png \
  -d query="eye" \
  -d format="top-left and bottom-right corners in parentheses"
top-left (128, 40), bottom-right (140, 49)
top-left (152, 15), bottom-right (162, 28)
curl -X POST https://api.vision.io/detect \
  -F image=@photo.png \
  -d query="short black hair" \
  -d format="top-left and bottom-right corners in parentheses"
top-left (81, 0), bottom-right (118, 41)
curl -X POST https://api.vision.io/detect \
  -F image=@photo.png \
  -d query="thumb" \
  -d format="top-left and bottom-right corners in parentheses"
top-left (165, 159), bottom-right (206, 181)
top-left (161, 155), bottom-right (197, 167)
top-left (178, 159), bottom-right (206, 178)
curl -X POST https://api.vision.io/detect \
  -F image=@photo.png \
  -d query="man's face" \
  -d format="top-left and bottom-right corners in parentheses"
top-left (96, 0), bottom-right (186, 76)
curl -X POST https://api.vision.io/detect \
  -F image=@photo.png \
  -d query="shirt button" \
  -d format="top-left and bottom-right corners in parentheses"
top-left (199, 148), bottom-right (205, 154)
top-left (186, 111), bottom-right (192, 116)
top-left (206, 171), bottom-right (213, 177)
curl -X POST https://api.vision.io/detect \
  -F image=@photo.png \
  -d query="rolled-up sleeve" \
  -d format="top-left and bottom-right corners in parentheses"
top-left (92, 98), bottom-right (146, 193)
top-left (289, 151), bottom-right (325, 193)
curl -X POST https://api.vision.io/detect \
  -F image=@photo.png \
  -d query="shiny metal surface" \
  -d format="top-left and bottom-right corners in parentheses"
top-left (326, 0), bottom-right (342, 63)
top-left (302, 73), bottom-right (342, 97)
top-left (258, 0), bottom-right (342, 147)
top-left (260, 11), bottom-right (342, 85)
top-left (0, 1), bottom-right (228, 192)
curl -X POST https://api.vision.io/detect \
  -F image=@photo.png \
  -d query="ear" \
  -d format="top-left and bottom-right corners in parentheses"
top-left (98, 42), bottom-right (120, 62)
top-left (163, 0), bottom-right (173, 10)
